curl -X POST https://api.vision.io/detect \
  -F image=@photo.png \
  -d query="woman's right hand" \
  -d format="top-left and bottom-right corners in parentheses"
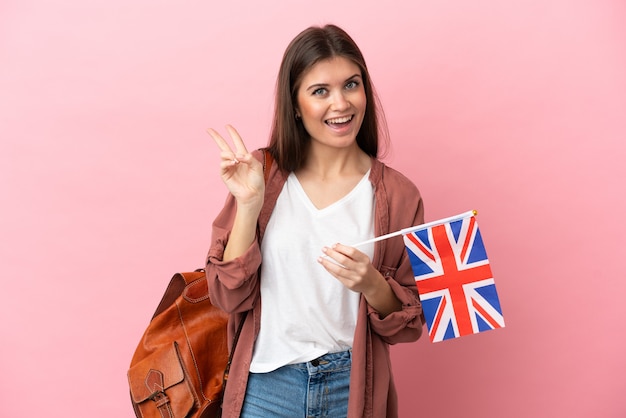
top-left (207, 125), bottom-right (265, 211)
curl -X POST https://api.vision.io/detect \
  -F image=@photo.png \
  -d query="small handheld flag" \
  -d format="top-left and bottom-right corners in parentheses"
top-left (402, 211), bottom-right (505, 342)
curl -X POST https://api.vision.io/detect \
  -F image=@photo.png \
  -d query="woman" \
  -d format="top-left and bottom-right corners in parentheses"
top-left (206, 24), bottom-right (424, 418)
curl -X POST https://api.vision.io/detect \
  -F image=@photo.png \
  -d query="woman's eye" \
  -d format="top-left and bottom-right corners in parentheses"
top-left (312, 88), bottom-right (327, 96)
top-left (346, 80), bottom-right (359, 89)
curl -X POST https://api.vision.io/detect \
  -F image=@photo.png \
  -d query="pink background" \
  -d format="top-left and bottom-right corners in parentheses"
top-left (1, 1), bottom-right (625, 417)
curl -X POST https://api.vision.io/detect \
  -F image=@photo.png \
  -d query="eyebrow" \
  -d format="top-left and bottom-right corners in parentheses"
top-left (305, 73), bottom-right (362, 92)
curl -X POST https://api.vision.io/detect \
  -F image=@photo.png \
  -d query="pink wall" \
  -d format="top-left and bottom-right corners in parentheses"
top-left (1, 1), bottom-right (624, 417)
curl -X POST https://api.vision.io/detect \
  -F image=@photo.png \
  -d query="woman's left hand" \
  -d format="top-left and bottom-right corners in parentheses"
top-left (318, 243), bottom-right (401, 317)
top-left (318, 243), bottom-right (381, 294)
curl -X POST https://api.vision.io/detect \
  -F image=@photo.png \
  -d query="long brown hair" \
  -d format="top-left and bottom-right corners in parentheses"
top-left (267, 24), bottom-right (388, 172)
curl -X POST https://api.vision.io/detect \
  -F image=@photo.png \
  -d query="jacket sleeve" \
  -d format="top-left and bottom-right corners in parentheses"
top-left (367, 170), bottom-right (425, 344)
top-left (205, 192), bottom-right (262, 314)
top-left (367, 244), bottom-right (424, 344)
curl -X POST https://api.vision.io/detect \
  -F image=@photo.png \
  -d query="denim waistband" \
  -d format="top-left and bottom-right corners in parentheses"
top-left (288, 349), bottom-right (352, 374)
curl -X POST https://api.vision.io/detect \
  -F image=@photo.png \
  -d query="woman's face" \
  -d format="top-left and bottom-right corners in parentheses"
top-left (295, 56), bottom-right (367, 151)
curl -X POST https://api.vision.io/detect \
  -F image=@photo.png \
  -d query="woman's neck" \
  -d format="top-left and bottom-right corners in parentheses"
top-left (297, 143), bottom-right (371, 181)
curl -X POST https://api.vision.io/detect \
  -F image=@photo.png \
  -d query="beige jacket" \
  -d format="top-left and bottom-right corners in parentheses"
top-left (206, 150), bottom-right (424, 417)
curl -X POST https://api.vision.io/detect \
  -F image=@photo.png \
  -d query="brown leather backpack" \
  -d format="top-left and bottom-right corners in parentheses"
top-left (127, 270), bottom-right (232, 418)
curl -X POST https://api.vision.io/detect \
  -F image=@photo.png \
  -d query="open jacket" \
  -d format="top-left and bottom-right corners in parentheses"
top-left (206, 150), bottom-right (424, 418)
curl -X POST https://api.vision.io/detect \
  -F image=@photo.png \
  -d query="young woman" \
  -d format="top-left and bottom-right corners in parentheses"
top-left (206, 24), bottom-right (424, 418)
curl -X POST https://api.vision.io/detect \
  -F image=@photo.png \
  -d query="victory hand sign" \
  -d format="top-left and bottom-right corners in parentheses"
top-left (207, 125), bottom-right (264, 261)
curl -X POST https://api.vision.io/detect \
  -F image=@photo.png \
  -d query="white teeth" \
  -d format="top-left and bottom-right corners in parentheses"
top-left (326, 115), bottom-right (352, 124)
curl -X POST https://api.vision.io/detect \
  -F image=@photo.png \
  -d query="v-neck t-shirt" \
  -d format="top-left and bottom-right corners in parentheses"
top-left (250, 170), bottom-right (375, 373)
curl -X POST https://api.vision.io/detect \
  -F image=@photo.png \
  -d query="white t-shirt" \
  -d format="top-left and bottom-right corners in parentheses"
top-left (250, 171), bottom-right (375, 373)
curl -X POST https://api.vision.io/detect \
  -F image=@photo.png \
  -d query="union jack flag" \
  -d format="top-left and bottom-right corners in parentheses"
top-left (403, 213), bottom-right (505, 342)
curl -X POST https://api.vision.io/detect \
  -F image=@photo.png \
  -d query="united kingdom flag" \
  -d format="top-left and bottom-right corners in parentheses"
top-left (403, 213), bottom-right (505, 342)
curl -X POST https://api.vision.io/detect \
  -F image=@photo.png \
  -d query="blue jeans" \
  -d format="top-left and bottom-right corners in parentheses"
top-left (240, 350), bottom-right (352, 418)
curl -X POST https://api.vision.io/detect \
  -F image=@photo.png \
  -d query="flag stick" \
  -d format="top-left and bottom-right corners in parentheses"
top-left (350, 210), bottom-right (478, 249)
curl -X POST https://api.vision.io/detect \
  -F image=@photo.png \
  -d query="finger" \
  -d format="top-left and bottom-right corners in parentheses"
top-left (321, 246), bottom-right (351, 269)
top-left (218, 150), bottom-right (242, 162)
top-left (206, 128), bottom-right (234, 153)
top-left (324, 244), bottom-right (356, 261)
top-left (225, 125), bottom-right (249, 155)
top-left (218, 150), bottom-right (239, 162)
top-left (331, 243), bottom-right (368, 262)
top-left (317, 254), bottom-right (346, 276)
top-left (219, 159), bottom-right (239, 172)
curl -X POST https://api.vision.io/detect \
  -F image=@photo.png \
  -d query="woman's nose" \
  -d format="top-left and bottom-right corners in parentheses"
top-left (330, 91), bottom-right (350, 111)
